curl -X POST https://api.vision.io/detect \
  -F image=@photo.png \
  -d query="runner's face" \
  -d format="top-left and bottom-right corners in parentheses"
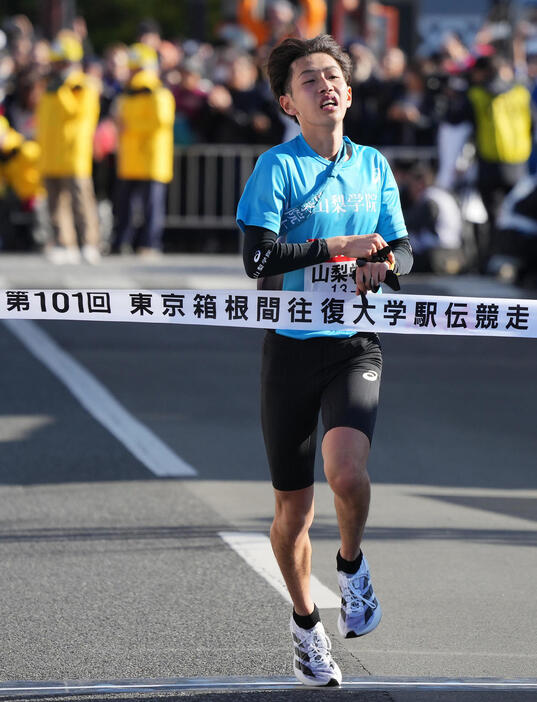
top-left (280, 53), bottom-right (351, 129)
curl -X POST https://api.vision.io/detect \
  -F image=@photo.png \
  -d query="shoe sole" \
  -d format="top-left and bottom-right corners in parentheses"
top-left (293, 658), bottom-right (342, 687)
top-left (294, 668), bottom-right (341, 687)
top-left (337, 604), bottom-right (382, 638)
top-left (295, 676), bottom-right (340, 687)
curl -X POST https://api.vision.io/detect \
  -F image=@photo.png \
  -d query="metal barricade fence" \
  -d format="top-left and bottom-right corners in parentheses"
top-left (166, 144), bottom-right (437, 230)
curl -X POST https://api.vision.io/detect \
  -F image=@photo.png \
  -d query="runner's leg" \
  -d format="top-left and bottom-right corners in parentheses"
top-left (320, 333), bottom-right (381, 558)
top-left (319, 333), bottom-right (383, 638)
top-left (261, 331), bottom-right (321, 615)
top-left (271, 485), bottom-right (315, 615)
top-left (322, 427), bottom-right (371, 561)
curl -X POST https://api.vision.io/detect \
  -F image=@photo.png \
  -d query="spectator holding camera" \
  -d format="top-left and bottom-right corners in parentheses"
top-left (36, 32), bottom-right (101, 264)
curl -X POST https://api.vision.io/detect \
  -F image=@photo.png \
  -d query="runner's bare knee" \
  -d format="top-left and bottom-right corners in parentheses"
top-left (322, 427), bottom-right (370, 497)
top-left (272, 487), bottom-right (314, 538)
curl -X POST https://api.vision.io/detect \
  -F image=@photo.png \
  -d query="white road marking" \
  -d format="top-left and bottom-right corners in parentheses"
top-left (2, 319), bottom-right (197, 477)
top-left (0, 415), bottom-right (54, 441)
top-left (0, 676), bottom-right (536, 696)
top-left (219, 531), bottom-right (341, 609)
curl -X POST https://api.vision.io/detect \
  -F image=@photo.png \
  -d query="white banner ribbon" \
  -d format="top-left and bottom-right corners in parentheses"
top-left (0, 289), bottom-right (536, 339)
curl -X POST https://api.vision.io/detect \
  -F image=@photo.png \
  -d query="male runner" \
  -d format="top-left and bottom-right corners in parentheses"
top-left (236, 35), bottom-right (413, 686)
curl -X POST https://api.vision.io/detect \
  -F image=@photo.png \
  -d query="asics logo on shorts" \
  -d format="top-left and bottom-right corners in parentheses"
top-left (254, 250), bottom-right (262, 262)
top-left (362, 370), bottom-right (378, 382)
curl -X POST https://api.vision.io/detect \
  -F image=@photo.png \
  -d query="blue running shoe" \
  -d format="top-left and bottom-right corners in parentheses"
top-left (290, 617), bottom-right (342, 686)
top-left (337, 554), bottom-right (382, 638)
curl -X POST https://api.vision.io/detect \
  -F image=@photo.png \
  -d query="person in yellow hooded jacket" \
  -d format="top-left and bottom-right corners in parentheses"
top-left (0, 115), bottom-right (42, 202)
top-left (112, 43), bottom-right (174, 255)
top-left (36, 33), bottom-right (101, 264)
top-left (0, 115), bottom-right (45, 250)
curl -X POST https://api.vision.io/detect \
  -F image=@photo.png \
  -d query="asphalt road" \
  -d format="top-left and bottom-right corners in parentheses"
top-left (0, 253), bottom-right (535, 702)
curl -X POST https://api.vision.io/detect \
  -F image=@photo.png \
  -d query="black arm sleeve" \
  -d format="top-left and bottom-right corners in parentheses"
top-left (243, 225), bottom-right (331, 279)
top-left (242, 225), bottom-right (413, 278)
top-left (390, 236), bottom-right (413, 276)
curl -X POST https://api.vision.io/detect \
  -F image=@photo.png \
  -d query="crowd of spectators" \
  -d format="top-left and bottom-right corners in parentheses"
top-left (0, 2), bottom-right (536, 284)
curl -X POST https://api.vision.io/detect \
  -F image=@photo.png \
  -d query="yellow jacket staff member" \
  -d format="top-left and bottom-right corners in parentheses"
top-left (36, 33), bottom-right (101, 264)
top-left (112, 44), bottom-right (174, 254)
top-left (116, 44), bottom-right (175, 183)
top-left (36, 43), bottom-right (99, 177)
top-left (0, 115), bottom-right (42, 202)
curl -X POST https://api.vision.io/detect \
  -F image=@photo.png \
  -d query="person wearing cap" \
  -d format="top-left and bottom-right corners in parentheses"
top-left (111, 42), bottom-right (174, 256)
top-left (36, 31), bottom-right (101, 264)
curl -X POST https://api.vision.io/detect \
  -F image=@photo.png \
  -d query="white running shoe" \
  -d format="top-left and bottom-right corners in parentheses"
top-left (81, 245), bottom-right (101, 265)
top-left (46, 246), bottom-right (81, 265)
top-left (290, 616), bottom-right (342, 687)
top-left (337, 554), bottom-right (382, 638)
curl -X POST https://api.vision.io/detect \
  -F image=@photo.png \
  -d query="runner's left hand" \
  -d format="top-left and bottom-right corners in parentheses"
top-left (354, 261), bottom-right (390, 295)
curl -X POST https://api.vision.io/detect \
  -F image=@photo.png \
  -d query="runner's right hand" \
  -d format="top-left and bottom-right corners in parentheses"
top-left (327, 234), bottom-right (395, 266)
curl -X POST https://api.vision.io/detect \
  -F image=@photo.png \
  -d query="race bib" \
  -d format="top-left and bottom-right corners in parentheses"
top-left (304, 256), bottom-right (357, 295)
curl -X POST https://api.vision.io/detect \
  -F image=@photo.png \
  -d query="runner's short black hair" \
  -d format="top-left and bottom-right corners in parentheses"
top-left (267, 34), bottom-right (353, 104)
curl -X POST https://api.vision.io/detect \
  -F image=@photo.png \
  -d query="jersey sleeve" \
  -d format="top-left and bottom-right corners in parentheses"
top-left (236, 151), bottom-right (288, 235)
top-left (376, 155), bottom-right (408, 242)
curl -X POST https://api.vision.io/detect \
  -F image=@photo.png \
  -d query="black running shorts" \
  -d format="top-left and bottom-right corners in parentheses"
top-left (261, 330), bottom-right (382, 491)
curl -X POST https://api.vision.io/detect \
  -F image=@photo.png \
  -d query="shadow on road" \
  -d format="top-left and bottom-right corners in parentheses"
top-left (0, 521), bottom-right (534, 548)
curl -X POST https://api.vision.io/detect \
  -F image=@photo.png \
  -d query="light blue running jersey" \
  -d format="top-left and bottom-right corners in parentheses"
top-left (237, 133), bottom-right (408, 339)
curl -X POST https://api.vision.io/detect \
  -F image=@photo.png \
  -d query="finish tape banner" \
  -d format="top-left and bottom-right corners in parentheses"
top-left (0, 288), bottom-right (536, 339)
